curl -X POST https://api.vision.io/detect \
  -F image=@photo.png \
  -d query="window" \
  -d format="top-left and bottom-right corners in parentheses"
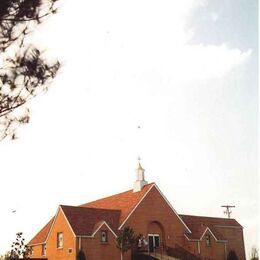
top-left (30, 247), bottom-right (34, 256)
top-left (100, 230), bottom-right (108, 243)
top-left (42, 244), bottom-right (46, 256)
top-left (205, 235), bottom-right (211, 247)
top-left (148, 234), bottom-right (160, 253)
top-left (57, 232), bottom-right (63, 248)
top-left (68, 248), bottom-right (73, 254)
top-left (154, 235), bottom-right (160, 248)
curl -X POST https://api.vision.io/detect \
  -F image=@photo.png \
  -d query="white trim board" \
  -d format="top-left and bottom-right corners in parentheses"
top-left (118, 183), bottom-right (155, 229)
top-left (92, 221), bottom-right (118, 238)
top-left (154, 184), bottom-right (192, 233)
top-left (60, 206), bottom-right (77, 237)
top-left (119, 183), bottom-right (192, 234)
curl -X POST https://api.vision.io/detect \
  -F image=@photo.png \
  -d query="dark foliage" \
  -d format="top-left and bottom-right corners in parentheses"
top-left (116, 226), bottom-right (136, 255)
top-left (0, 0), bottom-right (60, 140)
top-left (5, 232), bottom-right (30, 259)
top-left (0, 0), bottom-right (58, 51)
top-left (227, 250), bottom-right (238, 260)
top-left (77, 250), bottom-right (86, 260)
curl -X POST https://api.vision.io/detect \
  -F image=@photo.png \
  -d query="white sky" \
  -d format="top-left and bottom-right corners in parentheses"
top-left (0, 0), bottom-right (258, 258)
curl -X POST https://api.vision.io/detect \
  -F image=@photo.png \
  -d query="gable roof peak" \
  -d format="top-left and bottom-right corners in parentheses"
top-left (81, 183), bottom-right (154, 224)
top-left (180, 214), bottom-right (242, 241)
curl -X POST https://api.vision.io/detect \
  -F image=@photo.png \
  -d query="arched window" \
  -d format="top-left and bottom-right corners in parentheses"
top-left (101, 230), bottom-right (108, 243)
top-left (205, 235), bottom-right (211, 247)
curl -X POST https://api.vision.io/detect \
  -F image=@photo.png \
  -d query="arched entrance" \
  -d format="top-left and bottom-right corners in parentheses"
top-left (147, 221), bottom-right (165, 253)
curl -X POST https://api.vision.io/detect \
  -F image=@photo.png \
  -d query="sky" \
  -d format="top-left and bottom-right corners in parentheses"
top-left (0, 0), bottom-right (258, 258)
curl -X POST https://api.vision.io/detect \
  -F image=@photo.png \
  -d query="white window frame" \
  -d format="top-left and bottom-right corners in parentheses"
top-left (148, 234), bottom-right (160, 253)
top-left (57, 232), bottom-right (63, 249)
top-left (205, 234), bottom-right (211, 247)
top-left (100, 230), bottom-right (108, 243)
top-left (42, 244), bottom-right (46, 256)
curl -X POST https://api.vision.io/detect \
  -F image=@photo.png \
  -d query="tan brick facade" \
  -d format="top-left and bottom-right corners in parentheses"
top-left (30, 209), bottom-right (76, 260)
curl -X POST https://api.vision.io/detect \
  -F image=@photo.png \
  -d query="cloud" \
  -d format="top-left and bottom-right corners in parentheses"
top-left (31, 0), bottom-right (252, 94)
top-left (173, 44), bottom-right (252, 81)
top-left (74, 0), bottom-right (251, 84)
top-left (210, 12), bottom-right (219, 22)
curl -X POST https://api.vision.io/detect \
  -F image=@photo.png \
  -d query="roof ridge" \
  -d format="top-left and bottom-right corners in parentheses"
top-left (180, 214), bottom-right (237, 221)
top-left (81, 182), bottom-right (155, 225)
top-left (80, 182), bottom-right (154, 206)
top-left (61, 204), bottom-right (121, 212)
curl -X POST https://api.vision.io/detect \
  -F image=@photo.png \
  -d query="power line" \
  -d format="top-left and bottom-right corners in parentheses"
top-left (221, 205), bottom-right (235, 218)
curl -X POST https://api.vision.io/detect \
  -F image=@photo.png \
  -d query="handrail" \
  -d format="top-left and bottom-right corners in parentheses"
top-left (165, 244), bottom-right (202, 260)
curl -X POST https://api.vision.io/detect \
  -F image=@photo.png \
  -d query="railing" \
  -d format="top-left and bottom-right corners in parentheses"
top-left (134, 245), bottom-right (164, 259)
top-left (165, 244), bottom-right (202, 260)
top-left (150, 245), bottom-right (164, 258)
top-left (134, 243), bottom-right (205, 260)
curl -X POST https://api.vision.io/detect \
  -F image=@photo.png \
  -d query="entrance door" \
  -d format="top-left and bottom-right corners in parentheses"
top-left (148, 234), bottom-right (160, 253)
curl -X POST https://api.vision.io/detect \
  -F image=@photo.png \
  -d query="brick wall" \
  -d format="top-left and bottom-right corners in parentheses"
top-left (45, 208), bottom-right (76, 260)
top-left (29, 185), bottom-right (246, 260)
top-left (30, 244), bottom-right (44, 258)
top-left (79, 223), bottom-right (121, 260)
top-left (198, 230), bottom-right (225, 260)
top-left (123, 186), bottom-right (189, 254)
top-left (215, 226), bottom-right (246, 260)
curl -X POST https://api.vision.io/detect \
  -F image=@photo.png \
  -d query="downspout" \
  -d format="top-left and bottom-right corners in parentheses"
top-left (76, 237), bottom-right (82, 260)
top-left (197, 241), bottom-right (201, 255)
top-left (79, 236), bottom-right (82, 250)
top-left (224, 241), bottom-right (227, 260)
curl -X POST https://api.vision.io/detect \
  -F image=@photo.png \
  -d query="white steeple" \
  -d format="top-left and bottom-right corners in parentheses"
top-left (133, 158), bottom-right (148, 192)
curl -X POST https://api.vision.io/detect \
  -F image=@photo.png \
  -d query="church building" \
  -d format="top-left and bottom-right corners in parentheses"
top-left (27, 162), bottom-right (246, 260)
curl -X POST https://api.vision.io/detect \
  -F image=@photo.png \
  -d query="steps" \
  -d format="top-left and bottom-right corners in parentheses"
top-left (141, 252), bottom-right (180, 260)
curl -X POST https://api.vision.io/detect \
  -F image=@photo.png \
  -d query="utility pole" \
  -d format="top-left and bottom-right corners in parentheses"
top-left (221, 205), bottom-right (235, 218)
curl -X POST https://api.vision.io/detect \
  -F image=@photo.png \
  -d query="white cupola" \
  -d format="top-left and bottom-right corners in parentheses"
top-left (133, 159), bottom-right (148, 192)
